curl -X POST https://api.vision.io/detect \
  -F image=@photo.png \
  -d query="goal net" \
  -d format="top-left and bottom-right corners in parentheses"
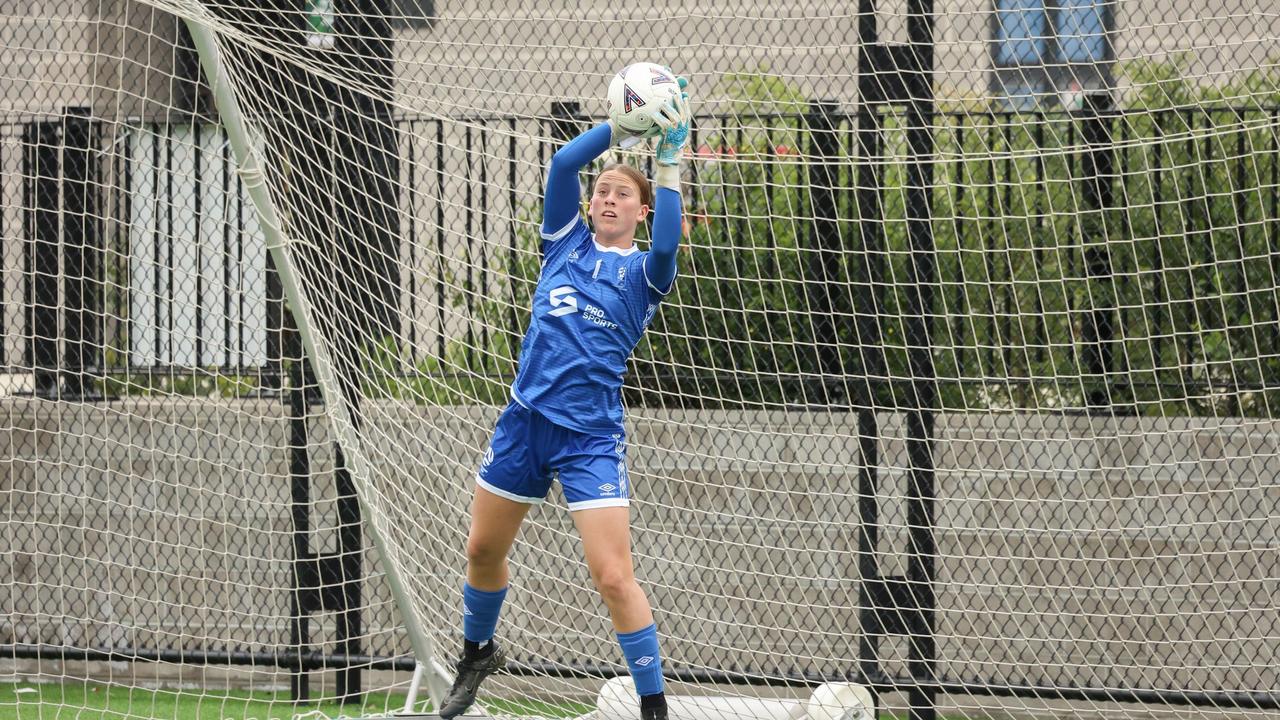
top-left (2, 1), bottom-right (1278, 719)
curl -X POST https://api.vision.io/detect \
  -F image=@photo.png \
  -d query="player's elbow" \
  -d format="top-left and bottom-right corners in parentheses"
top-left (547, 148), bottom-right (575, 177)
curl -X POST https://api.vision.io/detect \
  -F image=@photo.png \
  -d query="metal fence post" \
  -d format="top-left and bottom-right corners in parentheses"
top-left (60, 107), bottom-right (104, 400)
top-left (1079, 90), bottom-right (1118, 410)
top-left (549, 100), bottom-right (585, 145)
top-left (24, 120), bottom-right (60, 398)
top-left (805, 99), bottom-right (846, 405)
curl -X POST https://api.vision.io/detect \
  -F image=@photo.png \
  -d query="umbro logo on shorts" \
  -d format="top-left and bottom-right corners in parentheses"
top-left (598, 483), bottom-right (617, 494)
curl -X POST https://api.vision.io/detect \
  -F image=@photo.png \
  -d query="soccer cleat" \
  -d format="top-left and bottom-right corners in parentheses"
top-left (437, 643), bottom-right (506, 719)
top-left (640, 703), bottom-right (669, 720)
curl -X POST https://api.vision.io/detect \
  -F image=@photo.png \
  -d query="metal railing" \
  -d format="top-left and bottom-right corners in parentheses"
top-left (2, 103), bottom-right (1278, 414)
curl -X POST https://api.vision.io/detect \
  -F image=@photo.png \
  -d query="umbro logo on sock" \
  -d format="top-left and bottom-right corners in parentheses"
top-left (634, 656), bottom-right (654, 666)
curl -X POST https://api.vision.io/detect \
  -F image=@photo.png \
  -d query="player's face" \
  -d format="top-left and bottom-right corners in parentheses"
top-left (589, 171), bottom-right (649, 243)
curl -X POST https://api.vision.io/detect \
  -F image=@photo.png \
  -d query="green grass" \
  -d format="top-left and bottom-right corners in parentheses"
top-left (0, 683), bottom-right (591, 720)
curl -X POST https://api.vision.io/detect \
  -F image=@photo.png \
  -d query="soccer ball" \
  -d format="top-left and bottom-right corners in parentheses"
top-left (806, 683), bottom-right (876, 720)
top-left (607, 62), bottom-right (681, 136)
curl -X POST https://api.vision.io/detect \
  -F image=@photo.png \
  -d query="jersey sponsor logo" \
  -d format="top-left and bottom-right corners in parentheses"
top-left (582, 304), bottom-right (618, 329)
top-left (548, 285), bottom-right (579, 317)
top-left (548, 285), bottom-right (618, 329)
top-left (622, 83), bottom-right (646, 113)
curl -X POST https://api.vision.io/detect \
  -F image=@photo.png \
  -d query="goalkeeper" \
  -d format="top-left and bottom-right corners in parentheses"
top-left (439, 80), bottom-right (691, 720)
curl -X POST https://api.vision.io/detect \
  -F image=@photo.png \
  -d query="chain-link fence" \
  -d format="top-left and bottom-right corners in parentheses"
top-left (3, 1), bottom-right (1279, 718)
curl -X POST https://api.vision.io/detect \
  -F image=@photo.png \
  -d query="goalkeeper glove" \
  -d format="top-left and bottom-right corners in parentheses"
top-left (652, 82), bottom-right (690, 191)
top-left (653, 86), bottom-right (691, 167)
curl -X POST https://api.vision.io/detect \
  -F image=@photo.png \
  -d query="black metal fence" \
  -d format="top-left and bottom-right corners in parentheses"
top-left (5, 103), bottom-right (1279, 415)
top-left (4, 101), bottom-right (1279, 711)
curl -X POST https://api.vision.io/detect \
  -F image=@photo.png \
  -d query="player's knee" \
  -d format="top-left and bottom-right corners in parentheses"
top-left (466, 536), bottom-right (507, 571)
top-left (591, 567), bottom-right (638, 607)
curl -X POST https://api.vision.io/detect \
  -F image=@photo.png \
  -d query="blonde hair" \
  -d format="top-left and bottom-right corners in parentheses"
top-left (593, 163), bottom-right (653, 208)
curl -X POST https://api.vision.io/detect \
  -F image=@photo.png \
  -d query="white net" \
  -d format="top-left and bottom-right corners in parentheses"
top-left (2, 1), bottom-right (1279, 720)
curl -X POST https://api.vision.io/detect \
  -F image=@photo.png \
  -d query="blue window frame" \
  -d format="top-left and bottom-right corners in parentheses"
top-left (1055, 0), bottom-right (1108, 63)
top-left (995, 0), bottom-right (1049, 66)
top-left (994, 0), bottom-right (1110, 66)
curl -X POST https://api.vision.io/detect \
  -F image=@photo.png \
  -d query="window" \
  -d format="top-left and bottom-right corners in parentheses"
top-left (1056, 0), bottom-right (1108, 63)
top-left (995, 0), bottom-right (1049, 66)
top-left (993, 0), bottom-right (1110, 66)
top-left (388, 0), bottom-right (436, 29)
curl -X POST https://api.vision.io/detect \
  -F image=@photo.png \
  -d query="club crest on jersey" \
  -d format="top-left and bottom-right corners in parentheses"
top-left (622, 83), bottom-right (646, 113)
top-left (617, 266), bottom-right (627, 283)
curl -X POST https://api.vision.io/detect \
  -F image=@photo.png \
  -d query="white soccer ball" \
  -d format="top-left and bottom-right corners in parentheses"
top-left (607, 62), bottom-right (682, 136)
top-left (806, 682), bottom-right (876, 720)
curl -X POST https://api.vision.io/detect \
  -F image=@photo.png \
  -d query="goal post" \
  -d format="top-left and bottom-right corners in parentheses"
top-left (175, 3), bottom-right (454, 709)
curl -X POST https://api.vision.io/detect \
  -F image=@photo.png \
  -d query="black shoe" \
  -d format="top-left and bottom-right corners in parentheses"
top-left (438, 643), bottom-right (506, 719)
top-left (640, 704), bottom-right (668, 720)
top-left (639, 693), bottom-right (668, 720)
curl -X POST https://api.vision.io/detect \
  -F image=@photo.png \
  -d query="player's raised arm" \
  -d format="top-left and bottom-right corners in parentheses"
top-left (541, 122), bottom-right (615, 237)
top-left (645, 89), bottom-right (691, 293)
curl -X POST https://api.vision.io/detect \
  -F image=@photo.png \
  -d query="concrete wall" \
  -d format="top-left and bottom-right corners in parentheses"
top-left (0, 1), bottom-right (197, 121)
top-left (2, 396), bottom-right (1277, 707)
top-left (1, 0), bottom-right (1276, 122)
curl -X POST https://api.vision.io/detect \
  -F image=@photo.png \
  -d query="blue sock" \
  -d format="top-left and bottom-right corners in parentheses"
top-left (462, 583), bottom-right (508, 644)
top-left (616, 623), bottom-right (664, 697)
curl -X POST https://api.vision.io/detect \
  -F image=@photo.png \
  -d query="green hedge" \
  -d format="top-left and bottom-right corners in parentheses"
top-left (392, 62), bottom-right (1280, 417)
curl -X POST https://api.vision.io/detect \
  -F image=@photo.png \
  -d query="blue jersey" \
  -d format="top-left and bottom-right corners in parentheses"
top-left (510, 215), bottom-right (674, 434)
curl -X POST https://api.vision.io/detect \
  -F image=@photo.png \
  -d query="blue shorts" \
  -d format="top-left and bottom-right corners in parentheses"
top-left (476, 399), bottom-right (630, 511)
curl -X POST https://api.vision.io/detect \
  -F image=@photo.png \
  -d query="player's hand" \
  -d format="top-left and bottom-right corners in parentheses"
top-left (654, 81), bottom-right (691, 166)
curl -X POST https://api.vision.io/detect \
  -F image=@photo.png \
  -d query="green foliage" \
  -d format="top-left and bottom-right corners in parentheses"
top-left (360, 211), bottom-right (544, 405)
top-left (634, 66), bottom-right (1280, 416)
top-left (395, 64), bottom-right (1280, 417)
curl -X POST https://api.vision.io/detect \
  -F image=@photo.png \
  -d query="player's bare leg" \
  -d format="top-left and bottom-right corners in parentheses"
top-left (440, 486), bottom-right (532, 719)
top-left (575, 506), bottom-right (667, 720)
top-left (466, 485), bottom-right (532, 590)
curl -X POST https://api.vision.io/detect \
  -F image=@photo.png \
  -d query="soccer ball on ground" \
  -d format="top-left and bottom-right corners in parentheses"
top-left (607, 62), bottom-right (682, 137)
